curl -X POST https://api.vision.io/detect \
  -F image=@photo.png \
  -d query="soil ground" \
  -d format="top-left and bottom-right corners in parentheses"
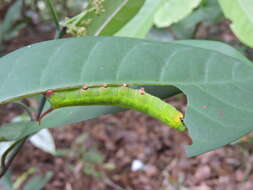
top-left (1, 12), bottom-right (253, 190)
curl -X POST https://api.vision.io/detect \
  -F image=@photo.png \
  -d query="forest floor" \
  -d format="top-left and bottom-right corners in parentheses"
top-left (1, 18), bottom-right (253, 190)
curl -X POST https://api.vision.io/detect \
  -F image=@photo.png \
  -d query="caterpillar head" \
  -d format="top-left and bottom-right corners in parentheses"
top-left (174, 112), bottom-right (186, 131)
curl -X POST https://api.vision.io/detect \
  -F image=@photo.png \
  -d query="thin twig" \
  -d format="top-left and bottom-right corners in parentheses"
top-left (36, 95), bottom-right (47, 121)
top-left (44, 0), bottom-right (60, 30)
top-left (55, 26), bottom-right (67, 39)
top-left (13, 102), bottom-right (34, 121)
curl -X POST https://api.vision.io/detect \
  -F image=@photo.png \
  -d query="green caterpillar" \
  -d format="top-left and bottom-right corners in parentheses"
top-left (44, 85), bottom-right (186, 131)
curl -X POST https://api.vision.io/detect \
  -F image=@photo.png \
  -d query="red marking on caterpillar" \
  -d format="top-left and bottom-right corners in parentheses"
top-left (82, 85), bottom-right (89, 90)
top-left (102, 84), bottom-right (108, 88)
top-left (139, 88), bottom-right (145, 95)
top-left (44, 90), bottom-right (54, 96)
top-left (38, 108), bottom-right (54, 123)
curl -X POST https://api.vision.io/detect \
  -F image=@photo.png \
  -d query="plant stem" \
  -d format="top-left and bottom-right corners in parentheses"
top-left (55, 26), bottom-right (67, 39)
top-left (14, 102), bottom-right (34, 121)
top-left (36, 96), bottom-right (47, 121)
top-left (45, 0), bottom-right (60, 30)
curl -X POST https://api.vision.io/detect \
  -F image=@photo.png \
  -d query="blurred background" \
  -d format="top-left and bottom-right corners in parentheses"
top-left (1, 0), bottom-right (253, 189)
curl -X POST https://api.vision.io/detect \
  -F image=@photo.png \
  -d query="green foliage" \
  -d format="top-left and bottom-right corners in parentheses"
top-left (13, 168), bottom-right (36, 189)
top-left (154, 0), bottom-right (202, 28)
top-left (82, 149), bottom-right (105, 178)
top-left (27, 0), bottom-right (86, 21)
top-left (0, 171), bottom-right (12, 190)
top-left (55, 134), bottom-right (111, 178)
top-left (0, 169), bottom-right (52, 190)
top-left (116, 0), bottom-right (164, 38)
top-left (62, 0), bottom-right (144, 36)
top-left (171, 0), bottom-right (223, 39)
top-left (0, 0), bottom-right (25, 41)
top-left (0, 122), bottom-right (41, 142)
top-left (83, 164), bottom-right (103, 178)
top-left (23, 172), bottom-right (53, 190)
top-left (219, 0), bottom-right (253, 47)
top-left (0, 37), bottom-right (252, 156)
top-left (83, 149), bottom-right (104, 164)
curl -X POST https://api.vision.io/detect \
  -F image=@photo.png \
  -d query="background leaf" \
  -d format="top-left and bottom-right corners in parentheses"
top-left (0, 142), bottom-right (13, 157)
top-left (67, 0), bottom-right (145, 36)
top-left (171, 1), bottom-right (222, 39)
top-left (13, 168), bottom-right (36, 190)
top-left (218, 0), bottom-right (253, 47)
top-left (154, 0), bottom-right (202, 28)
top-left (1, 37), bottom-right (253, 156)
top-left (23, 172), bottom-right (53, 190)
top-left (29, 129), bottom-right (56, 155)
top-left (98, 0), bottom-right (145, 36)
top-left (115, 0), bottom-right (164, 38)
top-left (0, 122), bottom-right (41, 142)
top-left (0, 170), bottom-right (13, 190)
top-left (0, 0), bottom-right (24, 41)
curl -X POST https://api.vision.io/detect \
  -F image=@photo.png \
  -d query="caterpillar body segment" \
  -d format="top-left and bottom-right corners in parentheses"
top-left (46, 87), bottom-right (186, 131)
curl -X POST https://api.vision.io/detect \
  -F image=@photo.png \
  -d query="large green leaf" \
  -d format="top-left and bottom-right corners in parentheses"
top-left (116, 0), bottom-right (164, 38)
top-left (0, 37), bottom-right (253, 156)
top-left (219, 0), bottom-right (253, 47)
top-left (154, 0), bottom-right (202, 28)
